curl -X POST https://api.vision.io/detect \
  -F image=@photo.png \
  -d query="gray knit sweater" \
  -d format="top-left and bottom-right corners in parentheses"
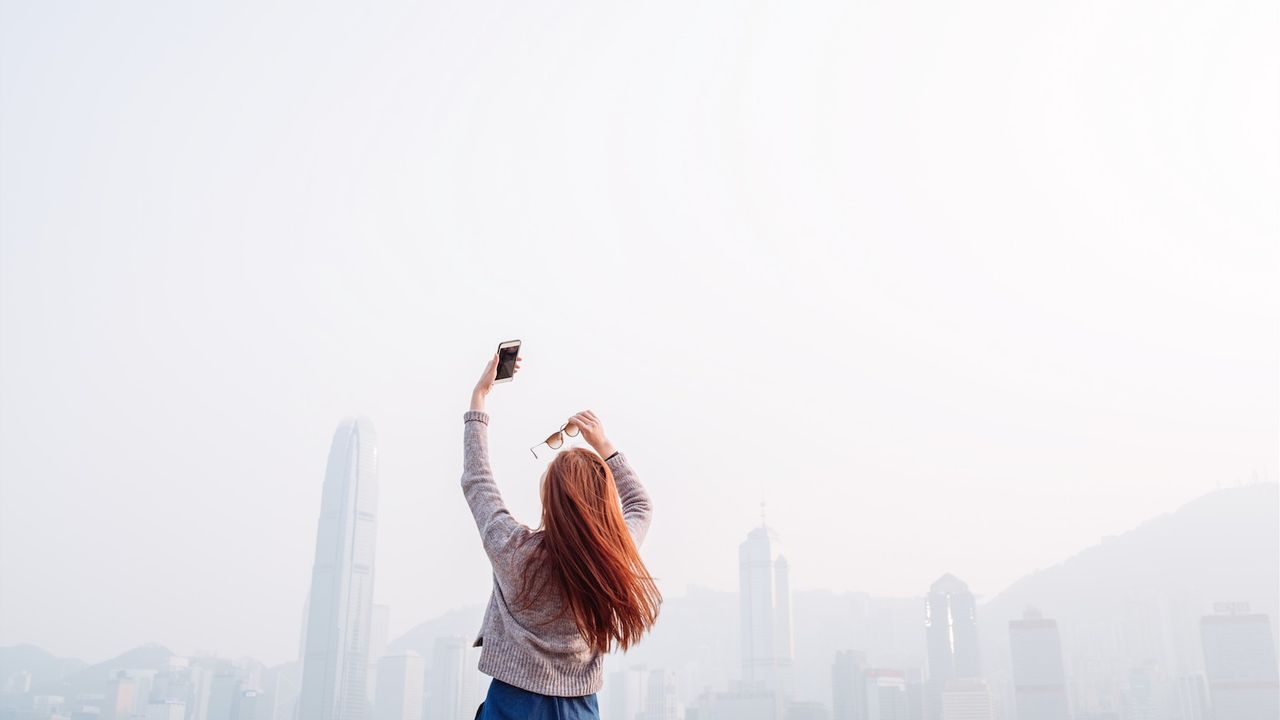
top-left (461, 410), bottom-right (652, 696)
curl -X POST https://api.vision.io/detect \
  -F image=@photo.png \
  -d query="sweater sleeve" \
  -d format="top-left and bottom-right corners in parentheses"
top-left (461, 411), bottom-right (525, 560)
top-left (606, 452), bottom-right (652, 545)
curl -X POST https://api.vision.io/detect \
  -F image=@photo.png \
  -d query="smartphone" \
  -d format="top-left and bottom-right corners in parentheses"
top-left (494, 340), bottom-right (521, 383)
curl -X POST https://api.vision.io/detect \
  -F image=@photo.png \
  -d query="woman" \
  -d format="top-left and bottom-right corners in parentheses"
top-left (461, 352), bottom-right (661, 719)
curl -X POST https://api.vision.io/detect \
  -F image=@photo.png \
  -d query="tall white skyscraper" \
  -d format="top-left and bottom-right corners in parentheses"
top-left (297, 418), bottom-right (380, 720)
top-left (373, 652), bottom-right (425, 720)
top-left (739, 520), bottom-right (793, 699)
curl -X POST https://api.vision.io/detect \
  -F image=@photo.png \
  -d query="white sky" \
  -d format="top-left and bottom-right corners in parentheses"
top-left (1, 0), bottom-right (1276, 666)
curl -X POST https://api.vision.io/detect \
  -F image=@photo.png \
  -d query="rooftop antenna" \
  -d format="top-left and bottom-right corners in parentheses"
top-left (760, 501), bottom-right (767, 528)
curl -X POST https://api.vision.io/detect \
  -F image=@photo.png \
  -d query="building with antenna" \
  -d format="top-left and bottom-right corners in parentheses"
top-left (739, 510), bottom-right (794, 700)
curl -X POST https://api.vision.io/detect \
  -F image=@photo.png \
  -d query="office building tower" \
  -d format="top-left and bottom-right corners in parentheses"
top-left (925, 575), bottom-right (979, 719)
top-left (106, 673), bottom-right (137, 720)
top-left (373, 652), bottom-right (424, 720)
top-left (866, 670), bottom-right (909, 720)
top-left (832, 650), bottom-right (868, 720)
top-left (297, 418), bottom-right (380, 720)
top-left (940, 680), bottom-right (994, 720)
top-left (1009, 608), bottom-right (1070, 720)
top-left (1171, 674), bottom-right (1208, 720)
top-left (1122, 664), bottom-right (1158, 720)
top-left (266, 662), bottom-right (302, 720)
top-left (608, 666), bottom-right (650, 720)
top-left (428, 637), bottom-right (479, 720)
top-left (639, 669), bottom-right (678, 720)
top-left (740, 521), bottom-right (793, 699)
top-left (206, 669), bottom-right (242, 720)
top-left (1199, 609), bottom-right (1279, 720)
top-left (186, 663), bottom-right (214, 720)
top-left (906, 671), bottom-right (926, 720)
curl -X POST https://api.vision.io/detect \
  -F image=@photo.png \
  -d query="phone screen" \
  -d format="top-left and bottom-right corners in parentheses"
top-left (496, 343), bottom-right (520, 380)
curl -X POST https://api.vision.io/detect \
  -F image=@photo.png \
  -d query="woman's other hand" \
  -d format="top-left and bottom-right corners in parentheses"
top-left (471, 352), bottom-right (521, 411)
top-left (569, 410), bottom-right (616, 459)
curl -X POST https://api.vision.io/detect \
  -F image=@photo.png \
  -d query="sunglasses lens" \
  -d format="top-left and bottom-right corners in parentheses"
top-left (547, 434), bottom-right (564, 449)
top-left (564, 423), bottom-right (580, 437)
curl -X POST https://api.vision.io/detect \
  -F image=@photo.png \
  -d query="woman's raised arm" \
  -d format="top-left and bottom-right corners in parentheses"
top-left (461, 353), bottom-right (524, 560)
top-left (569, 410), bottom-right (653, 544)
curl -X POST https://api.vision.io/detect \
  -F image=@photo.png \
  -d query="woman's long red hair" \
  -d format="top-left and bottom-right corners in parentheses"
top-left (519, 447), bottom-right (660, 653)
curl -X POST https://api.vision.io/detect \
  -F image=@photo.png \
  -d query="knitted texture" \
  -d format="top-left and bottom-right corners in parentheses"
top-left (461, 410), bottom-right (652, 696)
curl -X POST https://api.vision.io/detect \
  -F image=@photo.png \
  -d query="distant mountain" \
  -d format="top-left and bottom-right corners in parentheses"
top-left (0, 644), bottom-right (87, 693)
top-left (978, 483), bottom-right (1280, 683)
top-left (25, 643), bottom-right (177, 696)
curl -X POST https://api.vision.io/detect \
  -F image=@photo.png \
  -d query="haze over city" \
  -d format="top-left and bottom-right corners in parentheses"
top-left (1, 1), bottom-right (1277, 719)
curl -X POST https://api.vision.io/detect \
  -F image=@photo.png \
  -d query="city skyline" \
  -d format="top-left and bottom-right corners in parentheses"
top-left (1, 479), bottom-right (1276, 719)
top-left (2, 481), bottom-right (1275, 667)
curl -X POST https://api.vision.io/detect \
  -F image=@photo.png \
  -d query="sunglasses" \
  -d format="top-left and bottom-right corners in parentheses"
top-left (530, 422), bottom-right (580, 459)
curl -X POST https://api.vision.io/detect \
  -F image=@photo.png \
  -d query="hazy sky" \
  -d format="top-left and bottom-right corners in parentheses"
top-left (2, 0), bottom-right (1276, 666)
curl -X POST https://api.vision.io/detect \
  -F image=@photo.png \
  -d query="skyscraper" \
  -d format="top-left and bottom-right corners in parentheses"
top-left (427, 636), bottom-right (480, 720)
top-left (297, 419), bottom-right (380, 720)
top-left (106, 673), bottom-right (138, 720)
top-left (373, 652), bottom-right (424, 720)
top-left (205, 669), bottom-right (241, 720)
top-left (1009, 608), bottom-right (1070, 720)
top-left (608, 666), bottom-right (650, 720)
top-left (925, 575), bottom-right (979, 719)
top-left (739, 521), bottom-right (793, 698)
top-left (832, 650), bottom-right (869, 720)
top-left (639, 669), bottom-right (678, 720)
top-left (865, 669), bottom-right (910, 720)
top-left (1199, 608), bottom-right (1279, 720)
top-left (264, 661), bottom-right (302, 720)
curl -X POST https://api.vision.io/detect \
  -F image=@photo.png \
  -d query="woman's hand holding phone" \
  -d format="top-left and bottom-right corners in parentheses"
top-left (472, 351), bottom-right (522, 412)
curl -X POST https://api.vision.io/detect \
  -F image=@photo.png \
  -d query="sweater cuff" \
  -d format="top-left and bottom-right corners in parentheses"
top-left (463, 410), bottom-right (490, 425)
top-left (605, 451), bottom-right (625, 469)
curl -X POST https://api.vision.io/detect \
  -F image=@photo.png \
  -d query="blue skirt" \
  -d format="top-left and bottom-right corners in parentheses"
top-left (475, 678), bottom-right (599, 720)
